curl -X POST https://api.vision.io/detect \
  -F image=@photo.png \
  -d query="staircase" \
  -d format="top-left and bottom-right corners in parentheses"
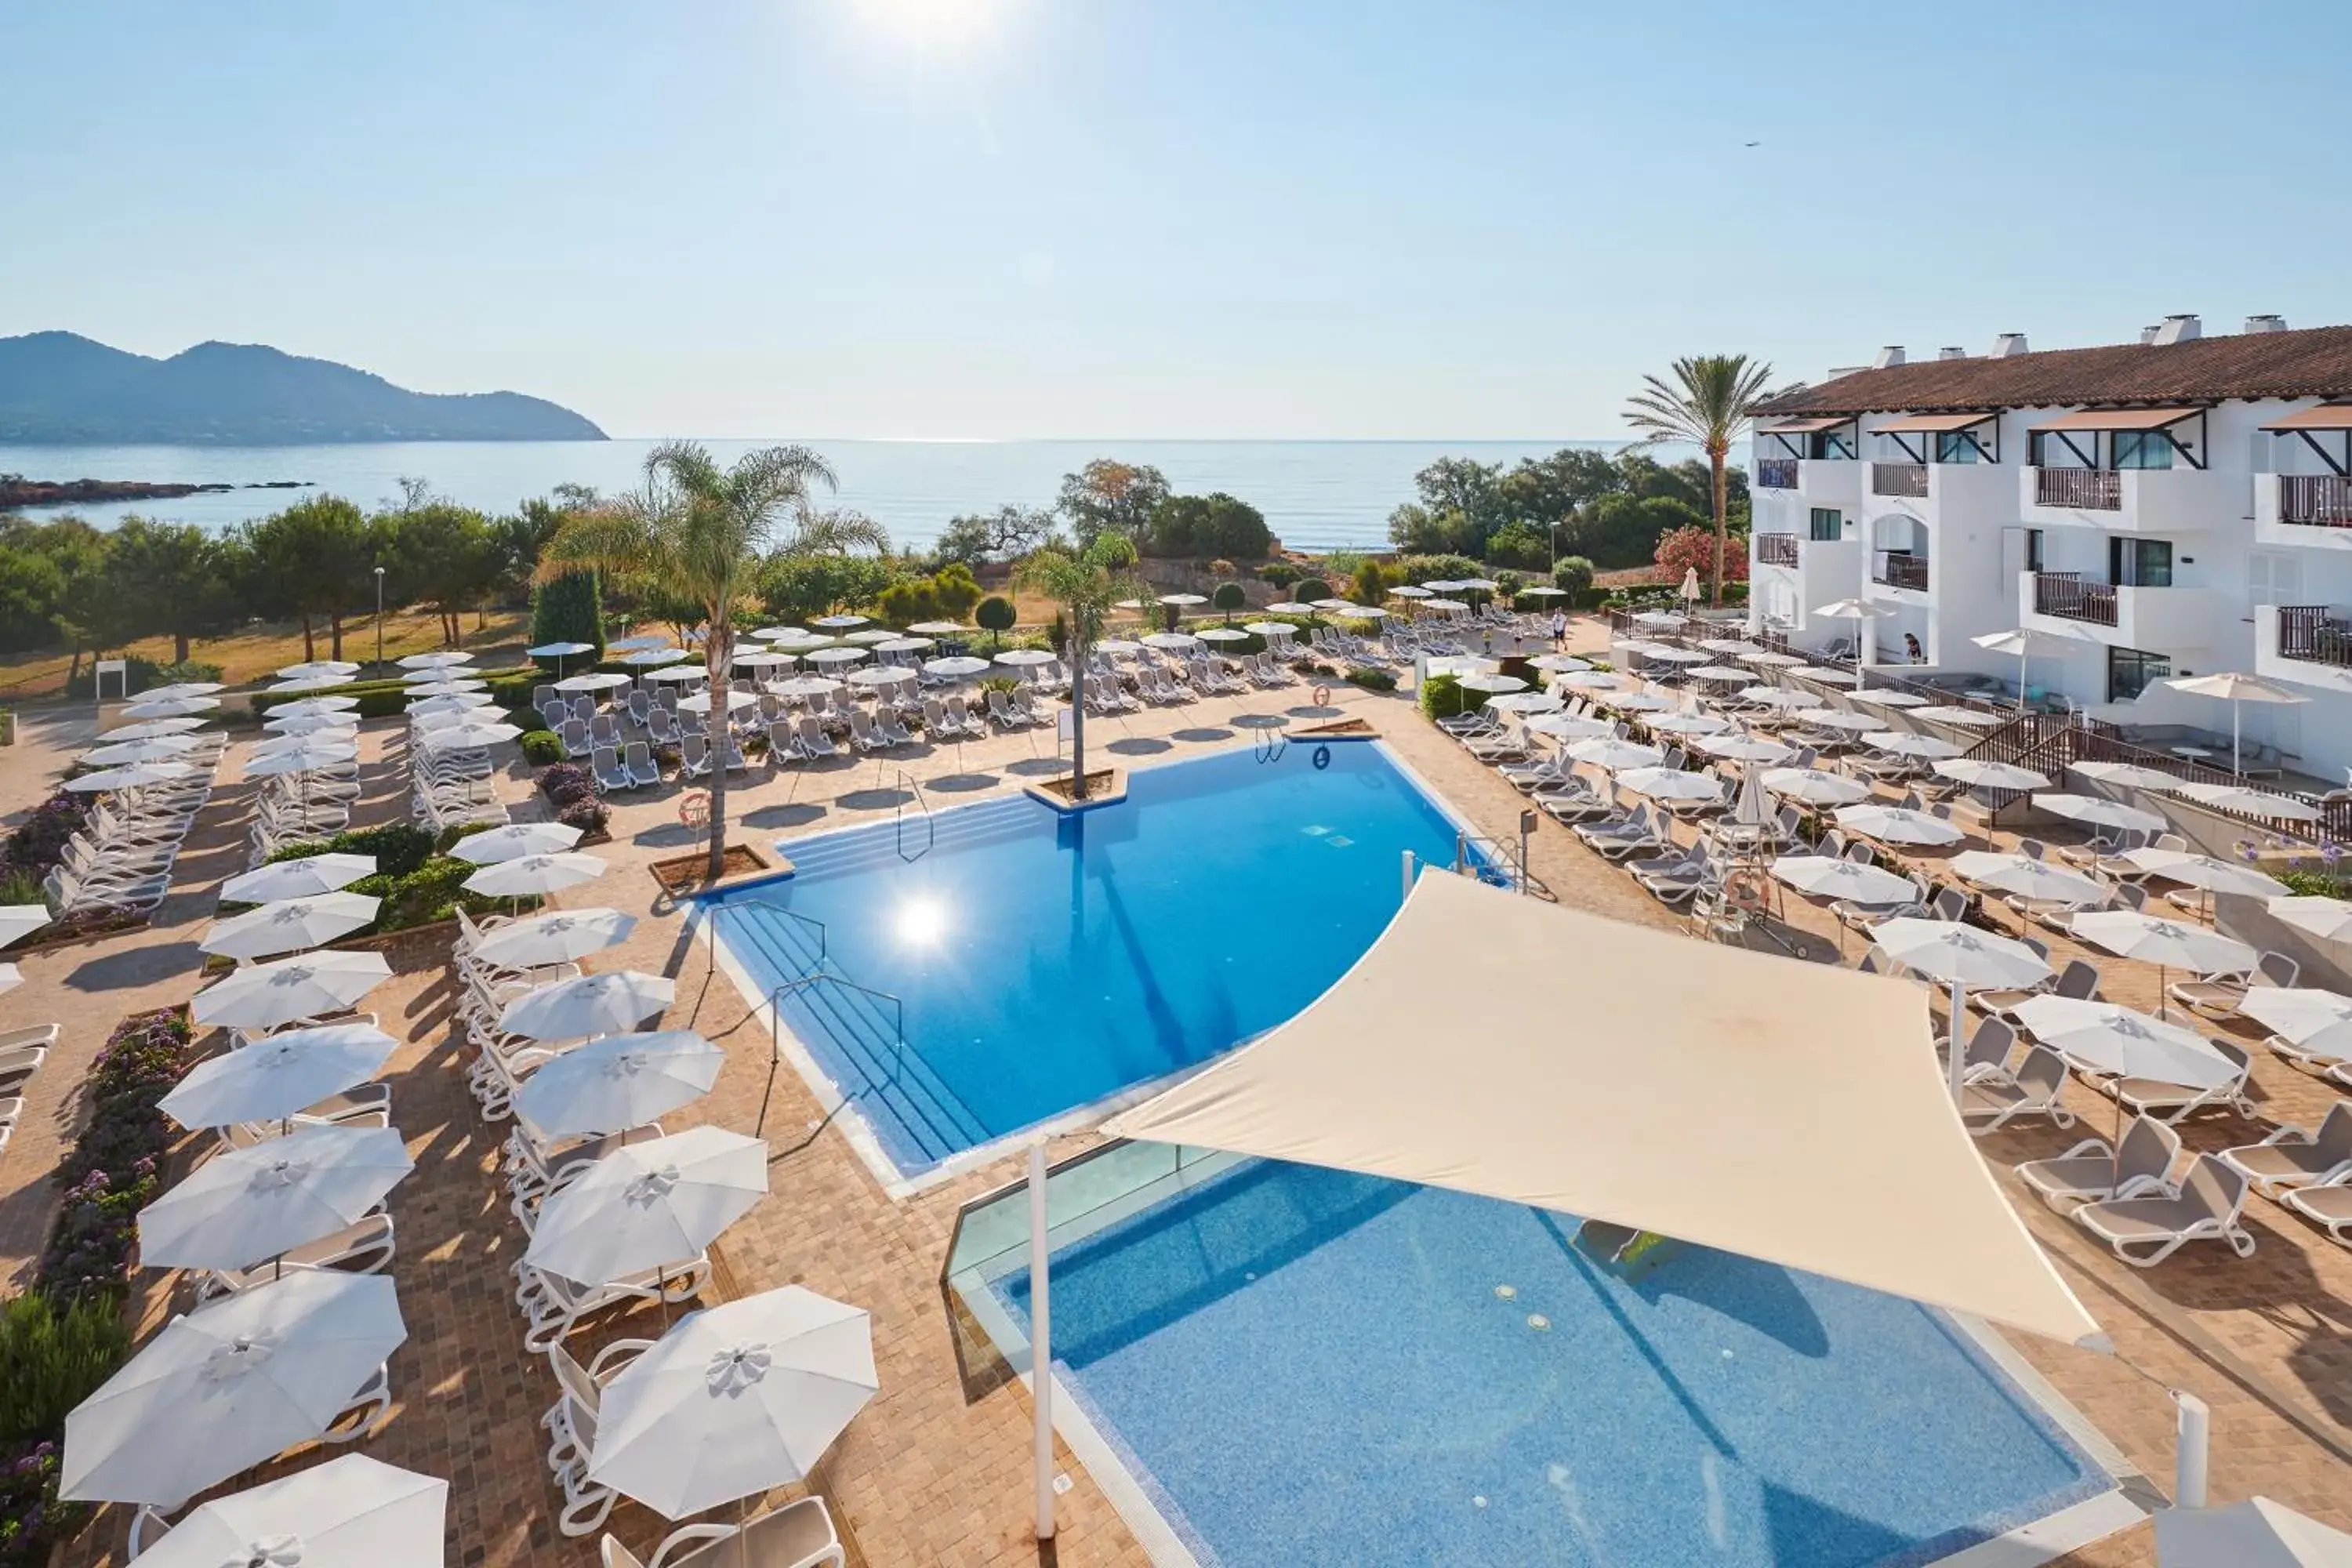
top-left (774, 797), bottom-right (1038, 884)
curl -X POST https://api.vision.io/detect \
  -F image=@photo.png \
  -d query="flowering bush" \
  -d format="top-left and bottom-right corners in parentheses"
top-left (38, 1011), bottom-right (187, 1300)
top-left (0, 793), bottom-right (92, 890)
top-left (1653, 524), bottom-right (1748, 586)
top-left (556, 797), bottom-right (610, 835)
top-left (0, 1439), bottom-right (80, 1568)
top-left (539, 762), bottom-right (595, 808)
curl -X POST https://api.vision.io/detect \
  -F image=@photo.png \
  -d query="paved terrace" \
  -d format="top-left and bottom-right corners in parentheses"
top-left (0, 624), bottom-right (2346, 1566)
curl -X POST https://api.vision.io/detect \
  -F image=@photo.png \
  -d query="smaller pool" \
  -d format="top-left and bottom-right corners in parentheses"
top-left (974, 1157), bottom-right (2112, 1568)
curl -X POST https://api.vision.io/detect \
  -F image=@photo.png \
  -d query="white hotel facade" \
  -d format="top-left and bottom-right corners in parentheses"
top-left (1746, 315), bottom-right (2352, 785)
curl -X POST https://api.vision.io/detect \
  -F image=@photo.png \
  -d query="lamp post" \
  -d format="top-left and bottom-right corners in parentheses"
top-left (372, 566), bottom-right (386, 674)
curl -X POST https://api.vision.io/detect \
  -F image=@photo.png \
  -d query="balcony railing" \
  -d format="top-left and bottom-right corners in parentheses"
top-left (2280, 474), bottom-right (2352, 528)
top-left (1871, 462), bottom-right (1929, 498)
top-left (1755, 532), bottom-right (1801, 567)
top-left (1872, 552), bottom-right (1929, 592)
top-left (1756, 457), bottom-right (1799, 490)
top-left (2034, 572), bottom-right (2119, 626)
top-left (2035, 467), bottom-right (2123, 510)
top-left (2278, 605), bottom-right (2352, 668)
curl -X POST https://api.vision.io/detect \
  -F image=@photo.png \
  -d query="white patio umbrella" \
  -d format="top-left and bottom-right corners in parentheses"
top-left (1196, 626), bottom-right (1252, 644)
top-left (137, 1123), bottom-right (414, 1274)
top-left (608, 634), bottom-right (671, 652)
top-left (1949, 851), bottom-right (2107, 907)
top-left (555, 672), bottom-right (632, 693)
top-left (1762, 768), bottom-right (1872, 806)
top-left (1566, 739), bottom-right (1664, 771)
top-left (469, 908), bottom-right (636, 971)
top-left (2122, 848), bottom-right (2289, 901)
top-left (0, 905), bottom-right (51, 949)
top-left (1239, 623), bottom-right (1294, 641)
top-left (805, 646), bottom-right (869, 666)
top-left (1158, 592), bottom-right (1208, 608)
top-left (1864, 731), bottom-right (1964, 760)
top-left (1457, 671), bottom-right (1527, 695)
top-left (1387, 584), bottom-right (1434, 599)
top-left (271, 697), bottom-right (363, 719)
top-left (1785, 665), bottom-right (1860, 685)
top-left (906, 620), bottom-right (967, 636)
top-left (1769, 855), bottom-right (1917, 904)
top-left (202, 891), bottom-right (383, 961)
top-left (514, 1029), bottom-right (724, 1138)
top-left (1738, 686), bottom-right (1818, 710)
top-left (159, 1022), bottom-right (399, 1130)
top-left (242, 741), bottom-right (359, 778)
top-left (1871, 918), bottom-right (2053, 1098)
top-left (587, 1286), bottom-right (877, 1520)
top-left (460, 851), bottom-right (608, 901)
top-left (1737, 650), bottom-right (1804, 667)
top-left (278, 661), bottom-right (362, 681)
top-left (530, 640), bottom-right (597, 677)
top-left (266, 710), bottom-right (364, 735)
top-left (450, 822), bottom-right (583, 864)
top-left (1699, 637), bottom-right (1760, 655)
top-left (1527, 654), bottom-right (1592, 673)
top-left (1936, 758), bottom-right (2052, 791)
top-left (2013, 996), bottom-right (2238, 1090)
top-left (2154, 1496), bottom-right (2352, 1567)
top-left (139, 681), bottom-right (227, 700)
top-left (1811, 597), bottom-right (1896, 659)
top-left (67, 762), bottom-right (195, 792)
top-left (130, 1454), bottom-right (447, 1568)
top-left (811, 614), bottom-right (869, 629)
top-left (2171, 781), bottom-right (2325, 822)
top-left (416, 720), bottom-right (524, 752)
top-left (193, 951), bottom-right (391, 1030)
top-left (844, 666), bottom-right (913, 689)
top-left (873, 637), bottom-right (935, 655)
top-left (1419, 598), bottom-right (1469, 612)
top-left (2241, 988), bottom-right (2352, 1058)
top-left (1554, 670), bottom-right (1628, 691)
top-left (1617, 768), bottom-right (1725, 805)
top-left (768, 675), bottom-right (845, 699)
top-left (842, 630), bottom-right (900, 646)
top-left (621, 646), bottom-right (690, 668)
top-left (922, 656), bottom-right (991, 679)
top-left (1644, 647), bottom-right (1710, 666)
top-left (2033, 794), bottom-right (2168, 836)
top-left (1909, 705), bottom-right (2002, 728)
top-left (2270, 896), bottom-right (2352, 946)
top-left (645, 664), bottom-right (710, 685)
top-left (1520, 585), bottom-right (1568, 600)
top-left (2165, 672), bottom-right (2310, 774)
top-left (1973, 626), bottom-right (2092, 709)
top-left (677, 688), bottom-right (761, 714)
top-left (2071, 910), bottom-right (2258, 1016)
top-left (221, 854), bottom-right (377, 905)
top-left (1647, 712), bottom-right (1730, 736)
top-left (269, 676), bottom-right (354, 695)
top-left (1136, 634), bottom-right (1196, 653)
top-left (1425, 654), bottom-right (1499, 677)
top-left (2068, 760), bottom-right (2184, 792)
top-left (402, 679), bottom-right (488, 699)
top-left (1485, 691), bottom-right (1564, 715)
top-left (1688, 665), bottom-right (1754, 683)
top-left (1525, 713), bottom-right (1617, 741)
top-left (1847, 689), bottom-right (1928, 709)
top-left (252, 728), bottom-right (358, 758)
top-left (499, 968), bottom-right (676, 1040)
top-left (99, 717), bottom-right (209, 741)
top-left (81, 735), bottom-right (201, 767)
top-left (122, 696), bottom-right (220, 718)
top-left (1608, 691), bottom-right (1672, 713)
top-left (61, 1272), bottom-right (407, 1510)
top-left (1835, 804), bottom-right (1965, 847)
top-left (396, 651), bottom-right (473, 670)
top-left (406, 693), bottom-right (495, 716)
top-left (524, 1125), bottom-right (767, 1284)
top-left (1690, 734), bottom-right (1795, 764)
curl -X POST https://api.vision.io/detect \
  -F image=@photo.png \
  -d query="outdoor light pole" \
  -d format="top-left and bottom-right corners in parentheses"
top-left (373, 565), bottom-right (386, 673)
top-left (1029, 1140), bottom-right (1055, 1541)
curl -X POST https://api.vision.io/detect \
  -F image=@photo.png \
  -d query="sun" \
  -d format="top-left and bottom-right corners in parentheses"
top-left (862, 0), bottom-right (997, 45)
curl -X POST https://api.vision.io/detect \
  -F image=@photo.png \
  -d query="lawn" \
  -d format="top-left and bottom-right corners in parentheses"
top-left (0, 607), bottom-right (535, 702)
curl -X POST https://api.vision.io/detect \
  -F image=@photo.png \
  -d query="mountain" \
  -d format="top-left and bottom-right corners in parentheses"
top-left (0, 332), bottom-right (605, 443)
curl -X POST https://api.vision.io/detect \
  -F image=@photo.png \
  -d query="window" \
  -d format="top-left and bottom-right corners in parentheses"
top-left (2107, 647), bottom-right (2171, 702)
top-left (1809, 430), bottom-right (1854, 460)
top-left (2109, 537), bottom-right (2172, 588)
top-left (2024, 528), bottom-right (2045, 573)
top-left (2112, 430), bottom-right (2175, 470)
top-left (1935, 431), bottom-right (1981, 464)
top-left (1809, 508), bottom-right (1843, 542)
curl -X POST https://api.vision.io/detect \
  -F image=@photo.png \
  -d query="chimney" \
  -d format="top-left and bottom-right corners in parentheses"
top-left (1989, 332), bottom-right (2029, 358)
top-left (2140, 325), bottom-right (2161, 345)
top-left (2245, 313), bottom-right (2288, 334)
top-left (2151, 314), bottom-right (2201, 347)
top-left (1937, 346), bottom-right (1967, 361)
top-left (1872, 345), bottom-right (1906, 370)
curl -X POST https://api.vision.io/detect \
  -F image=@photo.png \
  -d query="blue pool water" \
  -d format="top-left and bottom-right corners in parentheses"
top-left (702, 743), bottom-right (1479, 1172)
top-left (999, 1161), bottom-right (2105, 1568)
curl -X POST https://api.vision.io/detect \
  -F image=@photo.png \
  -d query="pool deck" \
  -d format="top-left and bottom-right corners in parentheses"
top-left (0, 618), bottom-right (2347, 1564)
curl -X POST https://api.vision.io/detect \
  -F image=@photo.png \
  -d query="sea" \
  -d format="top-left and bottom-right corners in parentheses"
top-left (0, 438), bottom-right (1676, 555)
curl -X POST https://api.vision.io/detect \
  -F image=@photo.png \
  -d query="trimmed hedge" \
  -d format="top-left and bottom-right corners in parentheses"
top-left (1418, 672), bottom-right (1470, 720)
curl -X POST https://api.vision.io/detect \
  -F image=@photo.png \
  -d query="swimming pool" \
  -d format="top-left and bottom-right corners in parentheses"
top-left (982, 1157), bottom-right (2118, 1568)
top-left (701, 742), bottom-right (1485, 1177)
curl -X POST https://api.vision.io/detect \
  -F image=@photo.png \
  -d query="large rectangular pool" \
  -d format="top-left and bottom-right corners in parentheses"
top-left (701, 743), bottom-right (1483, 1175)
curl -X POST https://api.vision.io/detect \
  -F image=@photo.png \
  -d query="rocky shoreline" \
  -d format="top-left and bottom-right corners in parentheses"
top-left (0, 476), bottom-right (310, 509)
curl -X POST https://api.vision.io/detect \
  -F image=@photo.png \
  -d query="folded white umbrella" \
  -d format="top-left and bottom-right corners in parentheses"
top-left (2071, 760), bottom-right (2187, 791)
top-left (515, 1029), bottom-right (724, 1138)
top-left (1847, 689), bottom-right (1927, 709)
top-left (1864, 731), bottom-right (1963, 760)
top-left (1566, 739), bottom-right (1664, 771)
top-left (1761, 768), bottom-right (1871, 806)
top-left (278, 661), bottom-right (361, 681)
top-left (160, 1022), bottom-right (400, 1130)
top-left (1769, 855), bottom-right (1916, 903)
top-left (139, 681), bottom-right (227, 700)
top-left (99, 717), bottom-right (209, 741)
top-left (130, 1453), bottom-right (447, 1568)
top-left (396, 651), bottom-right (474, 669)
top-left (66, 762), bottom-right (195, 792)
top-left (462, 852), bottom-right (608, 899)
top-left (500, 968), bottom-right (675, 1040)
top-left (524, 1126), bottom-right (767, 1285)
top-left (2270, 895), bottom-right (2352, 945)
top-left (243, 742), bottom-right (359, 777)
top-left (470, 907), bottom-right (637, 971)
top-left (588, 1285), bottom-right (876, 1520)
top-left (1834, 804), bottom-right (1965, 847)
top-left (137, 1123), bottom-right (414, 1273)
top-left (2170, 781), bottom-right (2325, 822)
top-left (0, 904), bottom-right (52, 949)
top-left (1617, 768), bottom-right (1724, 804)
top-left (450, 822), bottom-right (583, 865)
top-left (2032, 793), bottom-right (2168, 835)
top-left (2122, 848), bottom-right (2289, 901)
top-left (82, 735), bottom-right (201, 766)
top-left (2240, 988), bottom-right (2352, 1058)
top-left (1690, 735), bottom-right (1795, 764)
top-left (2154, 1495), bottom-right (2352, 1567)
top-left (1935, 758), bottom-right (2051, 790)
top-left (2071, 910), bottom-right (2257, 977)
top-left (1949, 851), bottom-right (2107, 905)
top-left (2013, 996), bottom-right (2238, 1088)
top-left (416, 720), bottom-right (524, 751)
top-left (202, 891), bottom-right (383, 960)
top-left (193, 951), bottom-right (393, 1030)
top-left (61, 1271), bottom-right (407, 1508)
top-left (223, 853), bottom-right (378, 904)
top-left (122, 696), bottom-right (220, 719)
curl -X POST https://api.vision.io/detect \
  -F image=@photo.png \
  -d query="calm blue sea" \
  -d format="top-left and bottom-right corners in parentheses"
top-left (0, 437), bottom-right (1671, 554)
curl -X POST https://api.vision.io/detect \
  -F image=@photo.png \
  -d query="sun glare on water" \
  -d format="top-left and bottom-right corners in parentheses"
top-left (893, 895), bottom-right (950, 947)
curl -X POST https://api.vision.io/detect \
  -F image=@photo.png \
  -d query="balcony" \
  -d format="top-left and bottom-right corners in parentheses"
top-left (2281, 475), bottom-right (2352, 528)
top-left (2020, 465), bottom-right (2246, 534)
top-left (2035, 468), bottom-right (2121, 510)
top-left (1756, 458), bottom-right (1799, 490)
top-left (1755, 532), bottom-right (1801, 568)
top-left (2256, 603), bottom-right (2352, 695)
top-left (1871, 462), bottom-right (1929, 499)
top-left (2031, 572), bottom-right (2117, 626)
top-left (1872, 552), bottom-right (1929, 592)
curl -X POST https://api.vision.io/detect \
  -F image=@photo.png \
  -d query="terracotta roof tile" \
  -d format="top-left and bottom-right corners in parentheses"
top-left (1755, 325), bottom-right (2352, 416)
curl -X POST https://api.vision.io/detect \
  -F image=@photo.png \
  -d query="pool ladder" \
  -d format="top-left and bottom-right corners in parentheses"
top-left (1252, 721), bottom-right (1288, 764)
top-left (895, 769), bottom-right (934, 862)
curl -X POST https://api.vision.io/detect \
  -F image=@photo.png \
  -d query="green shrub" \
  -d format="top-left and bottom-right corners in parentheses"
top-left (1392, 553), bottom-right (1482, 586)
top-left (931, 563), bottom-right (982, 619)
top-left (1553, 556), bottom-right (1596, 598)
top-left (1349, 558), bottom-right (1388, 607)
top-left (1484, 522), bottom-right (1552, 572)
top-left (1210, 582), bottom-right (1247, 616)
top-left (1419, 672), bottom-right (1468, 720)
top-left (267, 822), bottom-right (437, 878)
top-left (519, 729), bottom-right (564, 766)
top-left (2279, 868), bottom-right (2351, 898)
top-left (1345, 666), bottom-right (1398, 691)
top-left (975, 595), bottom-right (1017, 646)
top-left (1292, 577), bottom-right (1333, 604)
top-left (0, 1293), bottom-right (132, 1446)
top-left (532, 569), bottom-right (606, 659)
top-left (1258, 561), bottom-right (1299, 587)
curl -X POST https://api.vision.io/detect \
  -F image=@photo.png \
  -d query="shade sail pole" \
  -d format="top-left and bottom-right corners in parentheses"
top-left (1029, 1140), bottom-right (1054, 1541)
top-left (1949, 979), bottom-right (1967, 1104)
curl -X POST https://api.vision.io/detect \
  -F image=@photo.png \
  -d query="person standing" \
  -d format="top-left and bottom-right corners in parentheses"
top-left (1550, 608), bottom-right (1567, 648)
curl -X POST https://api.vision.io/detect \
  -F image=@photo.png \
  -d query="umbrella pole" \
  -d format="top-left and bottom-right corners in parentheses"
top-left (1948, 980), bottom-right (1966, 1105)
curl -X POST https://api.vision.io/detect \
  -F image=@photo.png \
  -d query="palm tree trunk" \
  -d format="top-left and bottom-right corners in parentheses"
top-left (1069, 626), bottom-right (1088, 800)
top-left (705, 625), bottom-right (731, 881)
top-left (1709, 446), bottom-right (1729, 609)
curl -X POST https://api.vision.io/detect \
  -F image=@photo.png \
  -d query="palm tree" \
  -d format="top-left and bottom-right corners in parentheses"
top-left (1014, 534), bottom-right (1145, 801)
top-left (541, 441), bottom-right (887, 880)
top-left (1622, 355), bottom-right (1780, 608)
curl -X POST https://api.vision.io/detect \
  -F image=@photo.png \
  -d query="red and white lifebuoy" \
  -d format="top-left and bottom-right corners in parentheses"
top-left (678, 789), bottom-right (712, 829)
top-left (1312, 684), bottom-right (1332, 707)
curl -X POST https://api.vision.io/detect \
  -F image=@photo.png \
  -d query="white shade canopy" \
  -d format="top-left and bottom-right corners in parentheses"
top-left (0, 904), bottom-right (52, 949)
top-left (524, 1125), bottom-right (767, 1285)
top-left (1864, 731), bottom-right (1964, 760)
top-left (202, 891), bottom-right (383, 960)
top-left (2270, 896), bottom-right (2352, 945)
top-left (588, 1286), bottom-right (877, 1520)
top-left (279, 660), bottom-right (362, 680)
top-left (137, 1123), bottom-right (414, 1273)
top-left (1848, 689), bottom-right (1928, 709)
top-left (1566, 739), bottom-right (1664, 771)
top-left (514, 1028), bottom-right (724, 1138)
top-left (2155, 1496), bottom-right (2352, 1567)
top-left (1870, 919), bottom-right (2051, 989)
top-left (396, 651), bottom-right (473, 669)
top-left (416, 720), bottom-right (524, 752)
top-left (1769, 855), bottom-right (1918, 903)
top-left (1688, 735), bottom-right (1795, 764)
top-left (1909, 705), bottom-right (2002, 728)
top-left (469, 907), bottom-right (637, 971)
top-left (811, 613), bottom-right (869, 628)
top-left (160, 1022), bottom-right (400, 1130)
top-left (530, 641), bottom-right (597, 657)
top-left (1103, 873), bottom-right (2100, 1346)
top-left (132, 1454), bottom-right (448, 1568)
top-left (1835, 804), bottom-right (1966, 847)
top-left (499, 968), bottom-right (675, 1040)
top-left (768, 675), bottom-right (845, 698)
top-left (140, 682), bottom-right (227, 700)
top-left (1949, 851), bottom-right (2107, 906)
top-left (82, 735), bottom-right (201, 766)
top-left (450, 822), bottom-right (583, 865)
top-left (1524, 714), bottom-right (1617, 741)
top-left (461, 851), bottom-right (608, 900)
top-left (2013, 996), bottom-right (2239, 1088)
top-left (2122, 848), bottom-right (2290, 899)
top-left (906, 620), bottom-right (967, 635)
top-left (2241, 988), bottom-right (2352, 1055)
top-left (921, 657), bottom-right (991, 679)
top-left (194, 951), bottom-right (392, 1030)
top-left (804, 646), bottom-right (869, 666)
top-left (1762, 768), bottom-right (1872, 806)
top-left (644, 664), bottom-right (709, 684)
top-left (2070, 911), bottom-right (2257, 976)
top-left (1936, 758), bottom-right (2052, 790)
top-left (62, 1272), bottom-right (408, 1508)
top-left (2033, 794), bottom-right (2168, 835)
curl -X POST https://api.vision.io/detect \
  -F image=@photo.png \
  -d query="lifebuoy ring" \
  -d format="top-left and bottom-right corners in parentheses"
top-left (1312, 745), bottom-right (1332, 771)
top-left (1725, 868), bottom-right (1772, 915)
top-left (1312, 684), bottom-right (1332, 707)
top-left (678, 789), bottom-right (712, 829)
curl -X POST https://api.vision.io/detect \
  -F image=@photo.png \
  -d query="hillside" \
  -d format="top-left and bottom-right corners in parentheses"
top-left (0, 332), bottom-right (605, 443)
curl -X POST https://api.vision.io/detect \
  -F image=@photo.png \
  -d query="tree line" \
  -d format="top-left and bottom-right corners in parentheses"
top-left (1386, 448), bottom-right (1751, 572)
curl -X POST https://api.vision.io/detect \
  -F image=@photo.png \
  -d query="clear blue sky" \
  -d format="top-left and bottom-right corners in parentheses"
top-left (5, 0), bottom-right (2347, 441)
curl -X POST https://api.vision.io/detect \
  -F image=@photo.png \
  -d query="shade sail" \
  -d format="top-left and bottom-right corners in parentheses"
top-left (1103, 873), bottom-right (2102, 1348)
top-left (1758, 416), bottom-right (1853, 434)
top-left (2261, 403), bottom-right (2352, 434)
top-left (1874, 411), bottom-right (1998, 434)
top-left (2030, 405), bottom-right (2202, 431)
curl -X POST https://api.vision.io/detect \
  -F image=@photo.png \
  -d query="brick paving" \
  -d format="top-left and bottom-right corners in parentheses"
top-left (0, 624), bottom-right (2347, 1566)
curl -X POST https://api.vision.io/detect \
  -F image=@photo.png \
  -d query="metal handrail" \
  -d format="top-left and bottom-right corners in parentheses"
top-left (895, 769), bottom-right (934, 862)
top-left (710, 896), bottom-right (827, 971)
